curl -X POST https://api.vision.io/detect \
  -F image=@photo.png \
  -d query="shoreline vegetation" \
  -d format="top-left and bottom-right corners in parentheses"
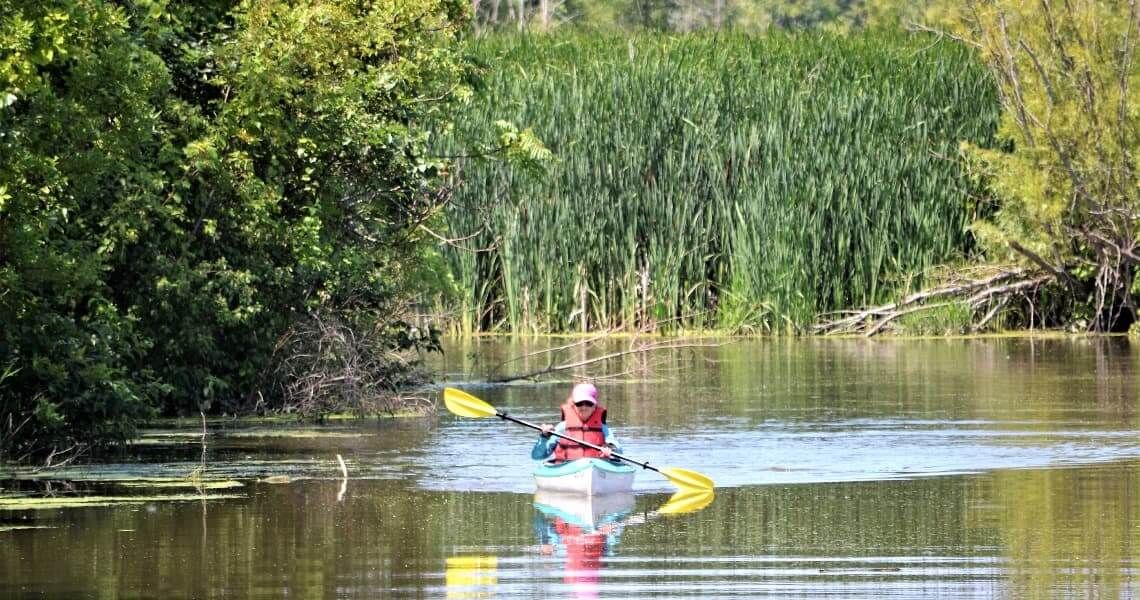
top-left (2, 0), bottom-right (1138, 462)
top-left (439, 32), bottom-right (1001, 335)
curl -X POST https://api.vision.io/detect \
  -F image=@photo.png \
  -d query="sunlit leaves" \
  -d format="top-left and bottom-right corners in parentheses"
top-left (957, 0), bottom-right (1140, 328)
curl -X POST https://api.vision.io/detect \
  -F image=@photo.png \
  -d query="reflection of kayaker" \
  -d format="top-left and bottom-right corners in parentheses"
top-left (537, 515), bottom-right (621, 560)
top-left (532, 490), bottom-right (716, 597)
top-left (534, 491), bottom-right (636, 529)
top-left (533, 491), bottom-right (634, 598)
top-left (546, 517), bottom-right (612, 592)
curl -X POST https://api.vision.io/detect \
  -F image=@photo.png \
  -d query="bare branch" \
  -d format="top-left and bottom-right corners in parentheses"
top-left (964, 274), bottom-right (1052, 305)
top-left (487, 339), bottom-right (728, 384)
top-left (1018, 39), bottom-right (1057, 106)
top-left (1079, 229), bottom-right (1140, 264)
top-left (815, 267), bottom-right (1051, 337)
top-left (1119, 1), bottom-right (1138, 202)
top-left (417, 223), bottom-right (498, 253)
top-left (906, 21), bottom-right (983, 49)
top-left (1007, 240), bottom-right (1079, 287)
top-left (972, 296), bottom-right (1011, 332)
top-left (996, 9), bottom-right (1038, 146)
top-left (814, 268), bottom-right (1028, 334)
top-left (487, 329), bottom-right (617, 377)
top-left (864, 301), bottom-right (957, 337)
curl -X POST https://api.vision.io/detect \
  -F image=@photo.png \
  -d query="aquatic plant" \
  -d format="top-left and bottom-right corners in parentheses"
top-left (439, 32), bottom-right (999, 333)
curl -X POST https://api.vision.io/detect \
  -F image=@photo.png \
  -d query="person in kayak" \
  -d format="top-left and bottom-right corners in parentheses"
top-left (532, 383), bottom-right (622, 463)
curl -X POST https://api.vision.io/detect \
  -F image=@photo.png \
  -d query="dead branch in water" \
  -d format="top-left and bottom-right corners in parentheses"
top-left (486, 328), bottom-right (617, 378)
top-left (482, 311), bottom-right (730, 384)
top-left (487, 338), bottom-right (728, 383)
top-left (814, 266), bottom-right (1053, 336)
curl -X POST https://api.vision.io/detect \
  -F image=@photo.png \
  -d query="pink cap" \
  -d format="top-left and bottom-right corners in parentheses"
top-left (571, 383), bottom-right (598, 405)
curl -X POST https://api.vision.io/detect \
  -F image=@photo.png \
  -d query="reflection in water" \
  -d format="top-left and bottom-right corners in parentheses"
top-left (527, 490), bottom-right (718, 598)
top-left (1, 463), bottom-right (1137, 598)
top-left (445, 555), bottom-right (497, 599)
top-left (533, 492), bottom-right (636, 598)
top-left (657, 489), bottom-right (715, 514)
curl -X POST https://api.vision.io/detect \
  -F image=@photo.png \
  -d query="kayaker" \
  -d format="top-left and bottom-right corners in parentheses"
top-left (532, 383), bottom-right (622, 462)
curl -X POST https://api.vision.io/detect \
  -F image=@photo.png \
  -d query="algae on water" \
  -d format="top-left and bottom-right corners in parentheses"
top-left (0, 494), bottom-right (245, 511)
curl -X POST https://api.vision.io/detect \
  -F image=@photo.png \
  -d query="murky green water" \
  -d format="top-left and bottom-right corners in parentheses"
top-left (3, 337), bottom-right (1140, 598)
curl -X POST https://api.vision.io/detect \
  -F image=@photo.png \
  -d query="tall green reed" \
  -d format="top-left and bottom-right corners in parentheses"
top-left (439, 32), bottom-right (998, 334)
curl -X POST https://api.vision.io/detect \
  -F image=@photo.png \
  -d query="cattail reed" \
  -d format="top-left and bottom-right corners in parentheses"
top-left (439, 32), bottom-right (999, 334)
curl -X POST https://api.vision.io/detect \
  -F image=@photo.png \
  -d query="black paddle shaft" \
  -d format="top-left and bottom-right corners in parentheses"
top-left (496, 411), bottom-right (659, 473)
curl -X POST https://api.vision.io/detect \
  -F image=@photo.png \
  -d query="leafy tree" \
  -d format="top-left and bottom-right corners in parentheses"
top-left (960, 0), bottom-right (1140, 330)
top-left (0, 0), bottom-right (478, 461)
top-left (1, 0), bottom-right (167, 461)
top-left (468, 0), bottom-right (947, 32)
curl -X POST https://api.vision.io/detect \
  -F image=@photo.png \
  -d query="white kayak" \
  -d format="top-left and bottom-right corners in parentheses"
top-left (533, 458), bottom-right (636, 495)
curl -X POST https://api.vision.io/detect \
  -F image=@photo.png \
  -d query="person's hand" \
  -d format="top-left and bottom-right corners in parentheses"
top-left (599, 446), bottom-right (613, 458)
top-left (539, 424), bottom-right (554, 438)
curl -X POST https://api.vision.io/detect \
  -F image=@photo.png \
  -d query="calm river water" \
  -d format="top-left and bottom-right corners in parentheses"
top-left (2, 337), bottom-right (1139, 598)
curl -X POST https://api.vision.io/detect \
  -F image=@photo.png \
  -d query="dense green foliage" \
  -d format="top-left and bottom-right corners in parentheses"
top-left (0, 0), bottom-right (471, 460)
top-left (441, 32), bottom-right (1000, 333)
top-left (960, 1), bottom-right (1140, 331)
top-left (3, 0), bottom-right (1120, 459)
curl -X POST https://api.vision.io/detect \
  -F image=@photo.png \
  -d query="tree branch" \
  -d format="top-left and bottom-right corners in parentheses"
top-left (815, 268), bottom-right (1051, 336)
top-left (417, 222), bottom-right (498, 252)
top-left (487, 339), bottom-right (728, 383)
top-left (1007, 240), bottom-right (1078, 288)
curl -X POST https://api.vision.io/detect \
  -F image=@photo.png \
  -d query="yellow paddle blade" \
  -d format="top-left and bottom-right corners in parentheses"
top-left (660, 467), bottom-right (715, 492)
top-left (442, 387), bottom-right (498, 418)
top-left (657, 490), bottom-right (715, 515)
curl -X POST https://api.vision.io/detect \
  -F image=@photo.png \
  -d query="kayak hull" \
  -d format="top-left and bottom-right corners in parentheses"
top-left (533, 458), bottom-right (636, 495)
top-left (533, 490), bottom-right (635, 529)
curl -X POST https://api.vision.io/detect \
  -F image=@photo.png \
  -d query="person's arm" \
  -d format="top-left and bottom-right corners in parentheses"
top-left (531, 422), bottom-right (564, 460)
top-left (601, 424), bottom-right (621, 453)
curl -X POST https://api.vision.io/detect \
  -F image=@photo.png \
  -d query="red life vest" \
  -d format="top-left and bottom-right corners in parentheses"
top-left (553, 401), bottom-right (608, 462)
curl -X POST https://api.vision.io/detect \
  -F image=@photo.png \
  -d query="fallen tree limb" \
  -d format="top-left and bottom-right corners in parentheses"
top-left (1008, 240), bottom-right (1079, 289)
top-left (487, 338), bottom-right (728, 384)
top-left (486, 328), bottom-right (617, 380)
top-left (814, 268), bottom-right (1029, 335)
top-left (815, 267), bottom-right (1053, 336)
top-left (863, 301), bottom-right (957, 337)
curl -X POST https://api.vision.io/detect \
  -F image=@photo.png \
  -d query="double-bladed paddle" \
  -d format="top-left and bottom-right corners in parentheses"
top-left (442, 387), bottom-right (715, 493)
